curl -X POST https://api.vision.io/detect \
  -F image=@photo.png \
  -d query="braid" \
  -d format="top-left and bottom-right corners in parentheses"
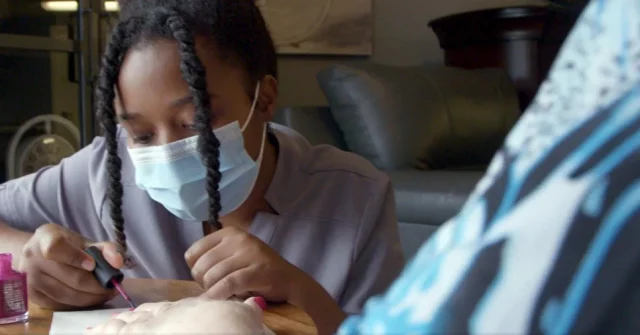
top-left (96, 18), bottom-right (140, 261)
top-left (163, 11), bottom-right (223, 229)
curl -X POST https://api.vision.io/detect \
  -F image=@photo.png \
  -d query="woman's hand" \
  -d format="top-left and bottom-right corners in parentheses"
top-left (186, 226), bottom-right (347, 335)
top-left (185, 226), bottom-right (304, 301)
top-left (84, 297), bottom-right (270, 335)
top-left (19, 223), bottom-right (124, 310)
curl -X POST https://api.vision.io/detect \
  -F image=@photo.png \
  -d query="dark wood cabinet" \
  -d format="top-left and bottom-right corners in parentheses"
top-left (429, 5), bottom-right (584, 111)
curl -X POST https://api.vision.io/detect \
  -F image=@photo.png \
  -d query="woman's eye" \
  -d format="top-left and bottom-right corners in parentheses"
top-left (132, 133), bottom-right (153, 144)
top-left (182, 123), bottom-right (198, 131)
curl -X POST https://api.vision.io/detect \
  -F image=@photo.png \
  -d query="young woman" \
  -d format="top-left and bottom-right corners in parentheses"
top-left (86, 0), bottom-right (640, 334)
top-left (0, 0), bottom-right (404, 329)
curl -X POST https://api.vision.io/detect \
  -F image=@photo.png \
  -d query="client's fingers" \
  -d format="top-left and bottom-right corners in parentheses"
top-left (115, 310), bottom-right (153, 324)
top-left (244, 296), bottom-right (267, 311)
top-left (86, 318), bottom-right (126, 335)
top-left (134, 301), bottom-right (173, 314)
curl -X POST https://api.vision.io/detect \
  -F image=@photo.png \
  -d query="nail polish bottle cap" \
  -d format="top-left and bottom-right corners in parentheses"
top-left (85, 246), bottom-right (124, 289)
top-left (0, 253), bottom-right (13, 276)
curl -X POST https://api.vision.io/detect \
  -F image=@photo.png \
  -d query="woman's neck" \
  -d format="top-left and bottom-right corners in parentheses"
top-left (218, 132), bottom-right (279, 229)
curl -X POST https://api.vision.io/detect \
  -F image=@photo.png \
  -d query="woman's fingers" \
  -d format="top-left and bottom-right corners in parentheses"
top-left (41, 261), bottom-right (109, 295)
top-left (89, 242), bottom-right (125, 269)
top-left (30, 288), bottom-right (75, 311)
top-left (202, 267), bottom-right (254, 300)
top-left (190, 246), bottom-right (227, 285)
top-left (200, 255), bottom-right (247, 290)
top-left (34, 271), bottom-right (111, 307)
top-left (184, 231), bottom-right (227, 268)
top-left (31, 225), bottom-right (95, 271)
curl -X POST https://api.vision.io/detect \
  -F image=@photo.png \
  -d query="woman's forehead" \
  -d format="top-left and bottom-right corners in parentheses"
top-left (117, 39), bottom-right (245, 101)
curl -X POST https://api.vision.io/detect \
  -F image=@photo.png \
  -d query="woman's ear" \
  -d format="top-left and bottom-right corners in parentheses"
top-left (257, 75), bottom-right (277, 122)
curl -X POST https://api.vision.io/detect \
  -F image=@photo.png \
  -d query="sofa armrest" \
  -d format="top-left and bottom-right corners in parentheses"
top-left (389, 169), bottom-right (484, 225)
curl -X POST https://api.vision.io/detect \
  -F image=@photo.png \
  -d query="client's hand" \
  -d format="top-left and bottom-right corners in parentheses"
top-left (84, 297), bottom-right (272, 335)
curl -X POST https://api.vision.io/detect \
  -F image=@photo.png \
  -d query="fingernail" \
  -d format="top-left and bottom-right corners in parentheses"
top-left (81, 259), bottom-right (94, 271)
top-left (254, 297), bottom-right (267, 310)
top-left (129, 308), bottom-right (134, 311)
top-left (104, 248), bottom-right (118, 259)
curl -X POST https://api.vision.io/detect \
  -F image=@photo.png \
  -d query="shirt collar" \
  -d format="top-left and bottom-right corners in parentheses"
top-left (264, 123), bottom-right (301, 215)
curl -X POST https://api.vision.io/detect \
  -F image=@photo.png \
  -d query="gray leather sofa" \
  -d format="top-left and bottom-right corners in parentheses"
top-left (273, 64), bottom-right (520, 258)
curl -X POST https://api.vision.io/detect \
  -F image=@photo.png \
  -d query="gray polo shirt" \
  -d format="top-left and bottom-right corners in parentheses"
top-left (0, 123), bottom-right (404, 313)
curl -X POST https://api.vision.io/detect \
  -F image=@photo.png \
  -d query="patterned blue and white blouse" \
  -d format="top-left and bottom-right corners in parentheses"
top-left (338, 0), bottom-right (640, 333)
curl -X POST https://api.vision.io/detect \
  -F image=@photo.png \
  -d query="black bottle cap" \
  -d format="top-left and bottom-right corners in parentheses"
top-left (85, 246), bottom-right (124, 289)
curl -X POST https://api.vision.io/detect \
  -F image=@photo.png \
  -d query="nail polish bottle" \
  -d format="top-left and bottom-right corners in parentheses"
top-left (0, 253), bottom-right (28, 325)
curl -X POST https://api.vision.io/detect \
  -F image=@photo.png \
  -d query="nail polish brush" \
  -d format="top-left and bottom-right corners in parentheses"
top-left (85, 246), bottom-right (137, 309)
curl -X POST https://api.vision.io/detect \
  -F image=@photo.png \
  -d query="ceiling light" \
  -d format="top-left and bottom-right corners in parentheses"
top-left (41, 1), bottom-right (120, 12)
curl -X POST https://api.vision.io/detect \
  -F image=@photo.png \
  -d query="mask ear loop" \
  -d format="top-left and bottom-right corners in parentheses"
top-left (241, 81), bottom-right (267, 164)
top-left (241, 82), bottom-right (262, 132)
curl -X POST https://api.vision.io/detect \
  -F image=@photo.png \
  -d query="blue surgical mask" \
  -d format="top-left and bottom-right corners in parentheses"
top-left (127, 83), bottom-right (266, 221)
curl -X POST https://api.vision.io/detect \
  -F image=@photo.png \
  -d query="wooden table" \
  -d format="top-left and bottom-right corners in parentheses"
top-left (0, 279), bottom-right (317, 335)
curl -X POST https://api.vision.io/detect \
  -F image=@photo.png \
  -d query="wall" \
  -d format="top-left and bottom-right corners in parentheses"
top-left (276, 0), bottom-right (547, 107)
top-left (0, 0), bottom-right (9, 19)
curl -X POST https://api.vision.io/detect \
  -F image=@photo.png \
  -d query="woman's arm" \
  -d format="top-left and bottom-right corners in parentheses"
top-left (339, 183), bottom-right (405, 313)
top-left (286, 183), bottom-right (403, 335)
top-left (0, 222), bottom-right (32, 265)
top-left (288, 270), bottom-right (347, 335)
top-left (0, 138), bottom-right (109, 268)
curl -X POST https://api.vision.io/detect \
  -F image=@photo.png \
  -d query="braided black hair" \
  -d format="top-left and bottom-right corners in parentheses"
top-left (96, 0), bottom-right (276, 259)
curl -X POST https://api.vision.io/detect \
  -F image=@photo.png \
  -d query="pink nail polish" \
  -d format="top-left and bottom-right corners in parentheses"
top-left (0, 254), bottom-right (29, 325)
top-left (254, 296), bottom-right (267, 310)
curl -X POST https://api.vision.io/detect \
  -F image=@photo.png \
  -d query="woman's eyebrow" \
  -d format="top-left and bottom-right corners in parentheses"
top-left (118, 110), bottom-right (140, 121)
top-left (170, 95), bottom-right (193, 108)
top-left (116, 93), bottom-right (218, 121)
top-left (170, 93), bottom-right (216, 108)
top-left (114, 89), bottom-right (139, 122)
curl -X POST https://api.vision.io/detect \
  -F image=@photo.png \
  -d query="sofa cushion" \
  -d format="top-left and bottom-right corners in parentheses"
top-left (388, 169), bottom-right (484, 226)
top-left (316, 64), bottom-right (520, 171)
